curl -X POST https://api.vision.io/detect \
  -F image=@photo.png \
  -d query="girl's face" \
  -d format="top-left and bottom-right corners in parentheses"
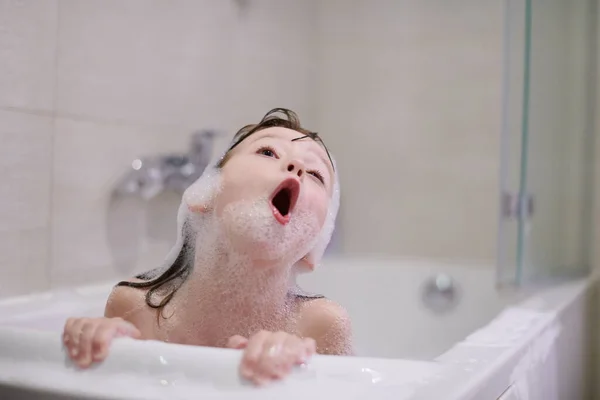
top-left (213, 127), bottom-right (335, 264)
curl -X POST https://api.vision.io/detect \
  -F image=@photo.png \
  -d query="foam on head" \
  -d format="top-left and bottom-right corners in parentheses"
top-left (160, 164), bottom-right (223, 273)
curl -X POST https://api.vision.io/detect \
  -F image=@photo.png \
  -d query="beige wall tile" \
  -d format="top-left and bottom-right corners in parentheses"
top-left (0, 110), bottom-right (53, 231)
top-left (56, 0), bottom-right (236, 128)
top-left (0, 228), bottom-right (49, 298)
top-left (227, 0), bottom-right (318, 131)
top-left (0, 108), bottom-right (52, 298)
top-left (315, 1), bottom-right (503, 262)
top-left (0, 0), bottom-right (58, 111)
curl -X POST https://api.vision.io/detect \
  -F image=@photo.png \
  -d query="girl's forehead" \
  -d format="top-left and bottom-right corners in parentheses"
top-left (248, 126), bottom-right (309, 143)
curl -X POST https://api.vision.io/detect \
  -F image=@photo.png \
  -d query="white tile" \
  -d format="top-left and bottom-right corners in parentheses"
top-left (0, 228), bottom-right (49, 298)
top-left (231, 0), bottom-right (317, 65)
top-left (56, 0), bottom-right (236, 128)
top-left (314, 1), bottom-right (502, 261)
top-left (0, 110), bottom-right (53, 231)
top-left (51, 118), bottom-right (192, 288)
top-left (0, 0), bottom-right (58, 111)
top-left (229, 55), bottom-right (316, 132)
top-left (227, 0), bottom-right (318, 130)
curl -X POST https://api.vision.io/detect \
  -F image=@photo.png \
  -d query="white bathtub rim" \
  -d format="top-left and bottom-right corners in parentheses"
top-left (0, 326), bottom-right (446, 400)
top-left (0, 261), bottom-right (594, 399)
top-left (427, 276), bottom-right (595, 400)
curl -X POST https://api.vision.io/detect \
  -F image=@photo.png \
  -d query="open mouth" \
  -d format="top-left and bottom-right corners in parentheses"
top-left (269, 178), bottom-right (300, 225)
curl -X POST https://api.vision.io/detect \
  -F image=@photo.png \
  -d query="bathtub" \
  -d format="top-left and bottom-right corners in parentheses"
top-left (0, 256), bottom-right (594, 399)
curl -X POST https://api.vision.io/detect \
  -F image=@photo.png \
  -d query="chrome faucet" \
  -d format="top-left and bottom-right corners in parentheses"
top-left (113, 130), bottom-right (218, 200)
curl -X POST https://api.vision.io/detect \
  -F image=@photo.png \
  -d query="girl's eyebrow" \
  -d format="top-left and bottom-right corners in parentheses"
top-left (291, 133), bottom-right (335, 172)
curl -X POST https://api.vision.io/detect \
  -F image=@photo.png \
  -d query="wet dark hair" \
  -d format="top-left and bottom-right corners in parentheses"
top-left (115, 108), bottom-right (333, 318)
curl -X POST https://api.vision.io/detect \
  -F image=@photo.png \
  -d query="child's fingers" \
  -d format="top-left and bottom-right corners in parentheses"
top-left (77, 320), bottom-right (99, 367)
top-left (63, 318), bottom-right (142, 368)
top-left (63, 318), bottom-right (76, 346)
top-left (114, 319), bottom-right (141, 339)
top-left (240, 331), bottom-right (270, 383)
top-left (91, 323), bottom-right (118, 362)
top-left (276, 334), bottom-right (310, 378)
top-left (63, 318), bottom-right (83, 360)
top-left (68, 318), bottom-right (87, 357)
top-left (227, 335), bottom-right (249, 350)
top-left (257, 332), bottom-right (292, 380)
top-left (301, 337), bottom-right (316, 359)
top-left (126, 323), bottom-right (142, 339)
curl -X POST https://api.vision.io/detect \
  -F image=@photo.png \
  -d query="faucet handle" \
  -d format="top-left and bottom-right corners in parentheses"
top-left (189, 130), bottom-right (219, 167)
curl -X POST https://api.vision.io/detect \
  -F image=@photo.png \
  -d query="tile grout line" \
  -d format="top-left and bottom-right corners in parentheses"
top-left (0, 105), bottom-right (201, 133)
top-left (47, 0), bottom-right (62, 291)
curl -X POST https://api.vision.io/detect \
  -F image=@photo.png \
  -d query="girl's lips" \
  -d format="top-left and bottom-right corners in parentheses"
top-left (271, 204), bottom-right (290, 225)
top-left (269, 178), bottom-right (300, 225)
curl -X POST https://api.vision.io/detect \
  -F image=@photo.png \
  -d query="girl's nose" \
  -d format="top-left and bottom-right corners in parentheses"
top-left (286, 160), bottom-right (305, 179)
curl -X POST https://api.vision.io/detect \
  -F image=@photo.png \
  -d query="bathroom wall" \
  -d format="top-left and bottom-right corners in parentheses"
top-left (314, 0), bottom-right (505, 262)
top-left (0, 0), bottom-right (319, 297)
top-left (0, 0), bottom-right (595, 298)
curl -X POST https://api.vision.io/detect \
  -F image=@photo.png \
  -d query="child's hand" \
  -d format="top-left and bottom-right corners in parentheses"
top-left (63, 317), bottom-right (141, 368)
top-left (226, 331), bottom-right (316, 386)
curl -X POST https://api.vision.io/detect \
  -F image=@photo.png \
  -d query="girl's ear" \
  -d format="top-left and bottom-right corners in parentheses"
top-left (187, 202), bottom-right (212, 214)
top-left (296, 253), bottom-right (316, 272)
top-left (183, 172), bottom-right (221, 214)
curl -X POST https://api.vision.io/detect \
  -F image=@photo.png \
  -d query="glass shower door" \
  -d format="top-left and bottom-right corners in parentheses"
top-left (497, 0), bottom-right (528, 286)
top-left (499, 0), bottom-right (597, 285)
top-left (518, 0), bottom-right (596, 283)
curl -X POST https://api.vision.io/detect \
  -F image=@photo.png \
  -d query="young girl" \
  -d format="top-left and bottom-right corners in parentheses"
top-left (62, 108), bottom-right (352, 386)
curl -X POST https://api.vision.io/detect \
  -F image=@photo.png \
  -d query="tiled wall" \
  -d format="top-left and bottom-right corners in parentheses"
top-left (0, 1), bottom-right (594, 298)
top-left (0, 0), bottom-right (319, 297)
top-left (314, 1), bottom-right (505, 262)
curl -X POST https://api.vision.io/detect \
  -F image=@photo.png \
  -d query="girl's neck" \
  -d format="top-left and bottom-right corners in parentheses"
top-left (166, 246), bottom-right (296, 346)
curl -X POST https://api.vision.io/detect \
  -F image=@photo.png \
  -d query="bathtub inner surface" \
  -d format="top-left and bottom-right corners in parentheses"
top-left (0, 257), bottom-right (524, 361)
top-left (0, 256), bottom-right (590, 400)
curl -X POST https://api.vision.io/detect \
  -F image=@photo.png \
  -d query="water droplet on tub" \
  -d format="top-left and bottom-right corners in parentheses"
top-left (361, 368), bottom-right (383, 384)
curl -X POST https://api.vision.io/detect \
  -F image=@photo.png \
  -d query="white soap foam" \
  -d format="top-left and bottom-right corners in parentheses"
top-left (221, 195), bottom-right (321, 264)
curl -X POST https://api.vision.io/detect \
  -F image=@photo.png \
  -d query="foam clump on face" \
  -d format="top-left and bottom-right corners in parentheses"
top-left (293, 158), bottom-right (340, 273)
top-left (221, 194), bottom-right (321, 263)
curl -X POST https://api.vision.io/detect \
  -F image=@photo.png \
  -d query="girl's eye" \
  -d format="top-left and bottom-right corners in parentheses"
top-left (308, 170), bottom-right (325, 185)
top-left (257, 146), bottom-right (278, 158)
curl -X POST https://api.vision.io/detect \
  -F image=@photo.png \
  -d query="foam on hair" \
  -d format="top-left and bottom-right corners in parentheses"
top-left (141, 165), bottom-right (222, 281)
